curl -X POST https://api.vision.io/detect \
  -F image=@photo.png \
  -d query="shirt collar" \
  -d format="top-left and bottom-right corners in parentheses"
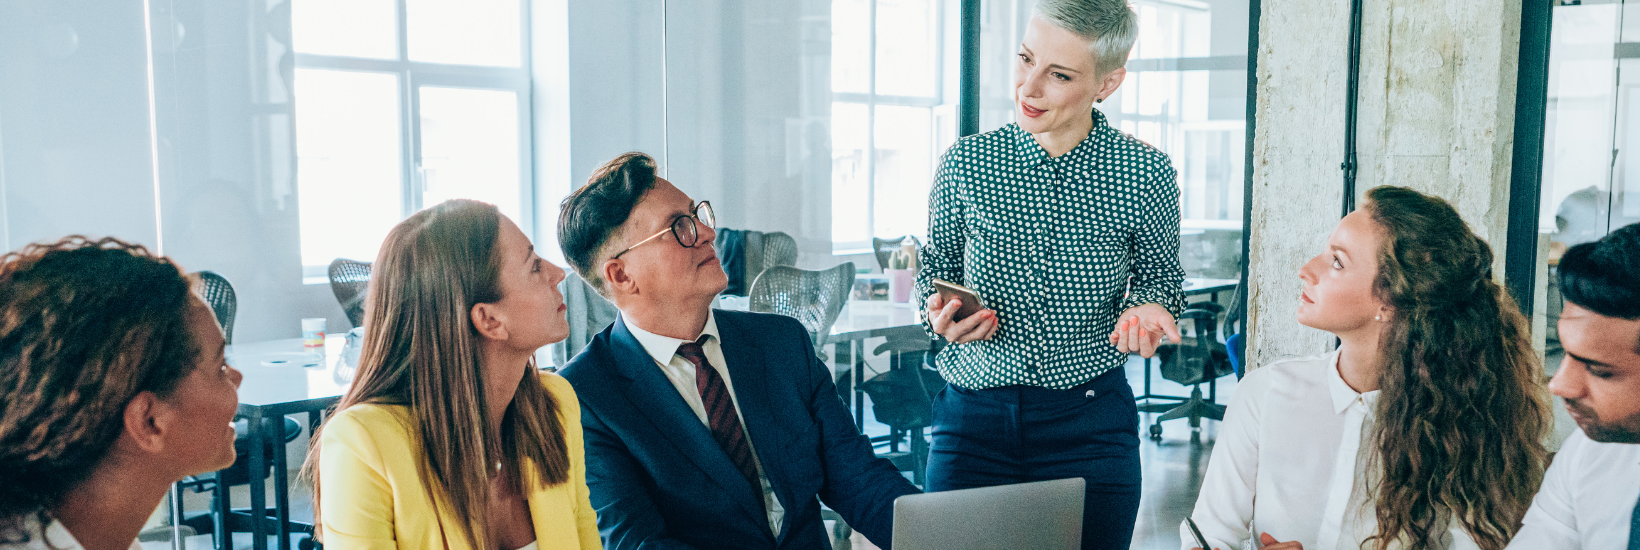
top-left (1009, 108), bottom-right (1111, 168)
top-left (622, 310), bottom-right (721, 368)
top-left (1326, 349), bottom-right (1381, 414)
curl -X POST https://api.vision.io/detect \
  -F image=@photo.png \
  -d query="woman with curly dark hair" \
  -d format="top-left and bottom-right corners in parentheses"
top-left (0, 236), bottom-right (243, 550)
top-left (1186, 186), bottom-right (1550, 550)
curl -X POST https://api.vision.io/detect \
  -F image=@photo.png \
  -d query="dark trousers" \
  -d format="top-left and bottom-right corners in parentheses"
top-left (924, 368), bottom-right (1141, 550)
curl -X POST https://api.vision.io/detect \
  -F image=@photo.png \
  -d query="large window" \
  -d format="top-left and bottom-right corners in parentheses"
top-left (831, 0), bottom-right (959, 253)
top-left (975, 0), bottom-right (1248, 229)
top-left (1110, 0), bottom-right (1248, 226)
top-left (1530, 0), bottom-right (1640, 356)
top-left (291, 0), bottom-right (531, 281)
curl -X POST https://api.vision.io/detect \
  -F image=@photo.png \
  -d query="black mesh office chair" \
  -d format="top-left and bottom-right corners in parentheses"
top-left (871, 235), bottom-right (921, 272)
top-left (1146, 302), bottom-right (1233, 440)
top-left (327, 258), bottom-right (372, 328)
top-left (748, 263), bottom-right (855, 359)
top-left (195, 271), bottom-right (238, 344)
top-left (858, 329), bottom-right (940, 487)
top-left (175, 272), bottom-right (312, 548)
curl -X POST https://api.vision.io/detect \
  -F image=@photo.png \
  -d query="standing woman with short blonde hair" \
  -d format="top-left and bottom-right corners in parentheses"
top-left (308, 200), bottom-right (599, 550)
top-left (915, 1), bottom-right (1185, 548)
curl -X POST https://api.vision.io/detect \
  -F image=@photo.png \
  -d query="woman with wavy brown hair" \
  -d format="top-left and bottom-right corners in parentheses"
top-left (1185, 186), bottom-right (1550, 550)
top-left (306, 199), bottom-right (599, 550)
top-left (0, 237), bottom-right (242, 550)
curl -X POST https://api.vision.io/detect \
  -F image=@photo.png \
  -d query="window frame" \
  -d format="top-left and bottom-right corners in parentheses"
top-left (293, 0), bottom-right (535, 282)
top-left (831, 0), bottom-right (951, 255)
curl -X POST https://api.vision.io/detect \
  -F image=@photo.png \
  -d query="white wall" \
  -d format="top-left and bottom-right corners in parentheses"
top-left (556, 0), bottom-right (837, 269)
top-left (0, 0), bottom-right (858, 348)
top-left (0, 0), bottom-right (346, 343)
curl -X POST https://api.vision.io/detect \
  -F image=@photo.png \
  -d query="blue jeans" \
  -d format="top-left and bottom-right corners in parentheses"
top-left (924, 368), bottom-right (1141, 550)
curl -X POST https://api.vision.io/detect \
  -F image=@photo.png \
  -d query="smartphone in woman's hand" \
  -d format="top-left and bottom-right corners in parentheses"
top-left (932, 279), bottom-right (985, 322)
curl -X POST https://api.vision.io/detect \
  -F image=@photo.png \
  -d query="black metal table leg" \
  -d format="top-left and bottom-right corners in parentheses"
top-left (274, 415), bottom-right (292, 550)
top-left (247, 411), bottom-right (268, 550)
top-left (213, 455), bottom-right (231, 550)
top-left (853, 339), bottom-right (866, 431)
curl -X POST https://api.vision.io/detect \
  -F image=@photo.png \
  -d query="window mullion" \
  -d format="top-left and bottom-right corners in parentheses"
top-left (397, 0), bottom-right (420, 216)
top-left (866, 0), bottom-right (878, 242)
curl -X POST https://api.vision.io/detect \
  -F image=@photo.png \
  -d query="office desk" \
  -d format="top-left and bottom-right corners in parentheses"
top-left (219, 334), bottom-right (351, 550)
top-left (825, 301), bottom-right (925, 429)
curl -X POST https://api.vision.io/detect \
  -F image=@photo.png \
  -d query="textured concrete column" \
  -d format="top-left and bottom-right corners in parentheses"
top-left (1247, 0), bottom-right (1521, 367)
top-left (1245, 0), bottom-right (1351, 367)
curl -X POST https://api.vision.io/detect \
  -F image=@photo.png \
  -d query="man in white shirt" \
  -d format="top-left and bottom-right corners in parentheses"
top-left (1507, 223), bottom-right (1640, 550)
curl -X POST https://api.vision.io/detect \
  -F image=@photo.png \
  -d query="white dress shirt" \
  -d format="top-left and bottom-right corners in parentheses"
top-left (0, 514), bottom-right (141, 550)
top-left (1505, 429), bottom-right (1640, 549)
top-left (623, 312), bottom-right (785, 536)
top-left (1184, 351), bottom-right (1479, 550)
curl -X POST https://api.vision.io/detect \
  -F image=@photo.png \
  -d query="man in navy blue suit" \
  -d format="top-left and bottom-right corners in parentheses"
top-left (556, 152), bottom-right (920, 550)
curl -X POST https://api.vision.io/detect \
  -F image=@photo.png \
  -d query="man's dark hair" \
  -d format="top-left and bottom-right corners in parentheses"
top-left (1558, 222), bottom-right (1640, 345)
top-left (558, 152), bottom-right (659, 293)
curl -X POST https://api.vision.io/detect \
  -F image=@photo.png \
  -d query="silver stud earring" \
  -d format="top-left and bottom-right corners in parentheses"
top-left (1374, 314), bottom-right (1382, 321)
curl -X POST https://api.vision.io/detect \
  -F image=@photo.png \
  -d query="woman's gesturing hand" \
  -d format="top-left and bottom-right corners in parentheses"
top-left (1110, 303), bottom-right (1181, 358)
top-left (1258, 533), bottom-right (1303, 549)
top-left (925, 292), bottom-right (999, 344)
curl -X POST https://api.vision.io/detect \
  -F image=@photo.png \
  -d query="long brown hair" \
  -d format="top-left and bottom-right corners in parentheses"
top-left (0, 237), bottom-right (198, 536)
top-left (306, 200), bottom-right (569, 548)
top-left (1362, 186), bottom-right (1549, 550)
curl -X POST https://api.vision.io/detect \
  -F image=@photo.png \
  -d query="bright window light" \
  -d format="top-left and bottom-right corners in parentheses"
top-left (293, 69), bottom-right (404, 270)
top-left (418, 87), bottom-right (523, 223)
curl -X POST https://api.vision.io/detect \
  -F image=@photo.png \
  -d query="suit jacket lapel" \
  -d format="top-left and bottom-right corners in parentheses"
top-left (714, 312), bottom-right (800, 540)
top-left (605, 315), bottom-right (772, 525)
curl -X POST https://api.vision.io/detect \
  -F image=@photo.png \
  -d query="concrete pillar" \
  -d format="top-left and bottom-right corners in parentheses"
top-left (1247, 0), bottom-right (1521, 367)
top-left (1245, 0), bottom-right (1351, 367)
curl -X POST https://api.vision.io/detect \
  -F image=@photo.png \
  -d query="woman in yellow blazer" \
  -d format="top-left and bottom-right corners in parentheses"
top-left (307, 199), bottom-right (600, 550)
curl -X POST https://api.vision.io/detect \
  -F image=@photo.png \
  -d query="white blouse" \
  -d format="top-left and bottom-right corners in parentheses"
top-left (1182, 351), bottom-right (1479, 550)
top-left (1505, 429), bottom-right (1640, 549)
top-left (0, 514), bottom-right (141, 550)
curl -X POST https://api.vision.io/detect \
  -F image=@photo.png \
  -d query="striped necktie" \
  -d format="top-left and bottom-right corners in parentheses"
top-left (676, 337), bottom-right (765, 510)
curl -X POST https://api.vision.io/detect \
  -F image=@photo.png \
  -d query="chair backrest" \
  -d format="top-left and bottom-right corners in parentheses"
top-left (1158, 305), bottom-right (1231, 386)
top-left (872, 235), bottom-right (921, 271)
top-left (328, 259), bottom-right (373, 328)
top-left (553, 271), bottom-right (620, 365)
top-left (748, 262), bottom-right (856, 355)
top-left (194, 271), bottom-right (237, 344)
top-left (762, 231), bottom-right (798, 271)
top-left (1226, 333), bottom-right (1245, 380)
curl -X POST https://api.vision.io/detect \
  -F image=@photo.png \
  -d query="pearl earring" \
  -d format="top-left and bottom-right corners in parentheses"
top-left (1374, 314), bottom-right (1382, 321)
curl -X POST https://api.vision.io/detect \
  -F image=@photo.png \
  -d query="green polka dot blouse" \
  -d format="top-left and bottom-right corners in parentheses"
top-left (915, 109), bottom-right (1186, 390)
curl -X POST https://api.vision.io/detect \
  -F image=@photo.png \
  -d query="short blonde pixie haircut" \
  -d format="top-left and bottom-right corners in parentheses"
top-left (1035, 0), bottom-right (1138, 76)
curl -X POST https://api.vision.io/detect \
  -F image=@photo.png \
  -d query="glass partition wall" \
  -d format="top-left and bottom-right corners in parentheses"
top-left (659, 0), bottom-right (1249, 275)
top-left (1535, 0), bottom-right (1640, 357)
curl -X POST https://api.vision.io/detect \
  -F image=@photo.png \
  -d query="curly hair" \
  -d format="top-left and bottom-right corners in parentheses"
top-left (1362, 187), bottom-right (1550, 550)
top-left (0, 236), bottom-right (199, 533)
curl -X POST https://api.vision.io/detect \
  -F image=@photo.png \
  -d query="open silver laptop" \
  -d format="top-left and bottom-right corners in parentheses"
top-left (892, 478), bottom-right (1085, 550)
